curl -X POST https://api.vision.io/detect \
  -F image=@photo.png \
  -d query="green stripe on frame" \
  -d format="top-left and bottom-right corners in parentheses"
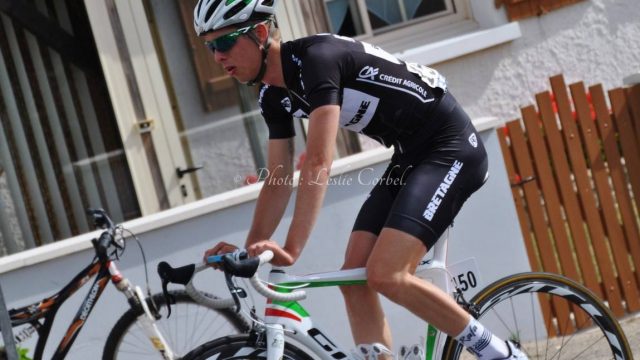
top-left (278, 280), bottom-right (367, 289)
top-left (425, 325), bottom-right (438, 360)
top-left (270, 301), bottom-right (310, 317)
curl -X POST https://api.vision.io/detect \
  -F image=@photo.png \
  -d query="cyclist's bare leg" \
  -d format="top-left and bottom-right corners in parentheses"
top-left (340, 230), bottom-right (393, 357)
top-left (366, 227), bottom-right (470, 336)
top-left (367, 228), bottom-right (516, 358)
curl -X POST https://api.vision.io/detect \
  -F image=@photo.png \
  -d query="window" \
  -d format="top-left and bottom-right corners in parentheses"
top-left (0, 1), bottom-right (141, 254)
top-left (323, 0), bottom-right (459, 38)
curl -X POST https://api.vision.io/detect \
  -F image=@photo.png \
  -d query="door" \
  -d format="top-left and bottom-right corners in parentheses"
top-left (84, 0), bottom-right (198, 210)
top-left (0, 0), bottom-right (197, 255)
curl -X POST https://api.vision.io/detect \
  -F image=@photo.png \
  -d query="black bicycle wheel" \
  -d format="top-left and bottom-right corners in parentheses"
top-left (442, 272), bottom-right (633, 359)
top-left (103, 290), bottom-right (250, 360)
top-left (182, 333), bottom-right (313, 360)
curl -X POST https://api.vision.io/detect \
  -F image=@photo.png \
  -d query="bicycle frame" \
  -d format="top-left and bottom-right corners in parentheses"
top-left (5, 247), bottom-right (175, 360)
top-left (6, 257), bottom-right (112, 360)
top-left (261, 230), bottom-right (478, 360)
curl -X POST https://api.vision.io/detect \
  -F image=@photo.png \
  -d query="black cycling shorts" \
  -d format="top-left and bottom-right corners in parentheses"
top-left (352, 93), bottom-right (489, 249)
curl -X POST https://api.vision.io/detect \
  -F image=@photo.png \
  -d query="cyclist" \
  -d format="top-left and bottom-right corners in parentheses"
top-left (196, 1), bottom-right (527, 359)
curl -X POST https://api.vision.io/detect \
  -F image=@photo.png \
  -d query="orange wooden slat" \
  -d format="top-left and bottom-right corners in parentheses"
top-left (506, 120), bottom-right (560, 274)
top-left (498, 126), bottom-right (558, 336)
top-left (550, 75), bottom-right (625, 316)
top-left (609, 88), bottom-right (640, 211)
top-left (591, 84), bottom-right (640, 287)
top-left (521, 105), bottom-right (591, 328)
top-left (536, 92), bottom-right (603, 297)
top-left (570, 82), bottom-right (640, 312)
top-left (521, 106), bottom-right (581, 281)
top-left (497, 126), bottom-right (541, 272)
top-left (506, 120), bottom-right (576, 335)
top-left (535, 91), bottom-right (602, 298)
top-left (626, 85), bottom-right (640, 147)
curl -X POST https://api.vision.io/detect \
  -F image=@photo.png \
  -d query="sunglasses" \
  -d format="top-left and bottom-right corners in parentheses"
top-left (204, 22), bottom-right (261, 53)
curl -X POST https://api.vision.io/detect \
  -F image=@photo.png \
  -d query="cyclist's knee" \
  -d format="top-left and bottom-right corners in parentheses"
top-left (366, 264), bottom-right (407, 296)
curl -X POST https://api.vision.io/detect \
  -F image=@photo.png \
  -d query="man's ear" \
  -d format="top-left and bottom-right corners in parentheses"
top-left (254, 22), bottom-right (269, 42)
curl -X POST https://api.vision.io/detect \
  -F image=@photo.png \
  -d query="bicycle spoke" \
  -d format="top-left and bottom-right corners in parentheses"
top-left (105, 291), bottom-right (247, 359)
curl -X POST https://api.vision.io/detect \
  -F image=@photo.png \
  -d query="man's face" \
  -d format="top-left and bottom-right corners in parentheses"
top-left (203, 24), bottom-right (263, 84)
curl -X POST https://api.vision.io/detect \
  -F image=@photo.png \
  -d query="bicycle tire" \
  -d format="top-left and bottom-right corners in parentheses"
top-left (441, 272), bottom-right (633, 360)
top-left (181, 333), bottom-right (313, 360)
top-left (103, 290), bottom-right (250, 360)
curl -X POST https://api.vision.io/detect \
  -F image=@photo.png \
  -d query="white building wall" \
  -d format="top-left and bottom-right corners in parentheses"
top-left (438, 0), bottom-right (640, 121)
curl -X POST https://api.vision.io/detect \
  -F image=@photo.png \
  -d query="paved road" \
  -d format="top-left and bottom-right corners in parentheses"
top-left (621, 314), bottom-right (640, 359)
top-left (456, 313), bottom-right (639, 359)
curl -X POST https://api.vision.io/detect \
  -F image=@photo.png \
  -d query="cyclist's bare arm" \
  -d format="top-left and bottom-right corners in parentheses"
top-left (204, 137), bottom-right (295, 260)
top-left (207, 105), bottom-right (340, 265)
top-left (280, 104), bottom-right (340, 264)
top-left (246, 137), bottom-right (296, 244)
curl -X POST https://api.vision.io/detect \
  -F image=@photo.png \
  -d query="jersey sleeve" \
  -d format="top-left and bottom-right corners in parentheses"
top-left (259, 85), bottom-right (296, 139)
top-left (300, 42), bottom-right (347, 112)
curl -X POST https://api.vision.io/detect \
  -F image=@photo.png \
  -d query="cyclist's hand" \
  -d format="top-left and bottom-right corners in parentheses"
top-left (247, 240), bottom-right (295, 267)
top-left (203, 241), bottom-right (239, 269)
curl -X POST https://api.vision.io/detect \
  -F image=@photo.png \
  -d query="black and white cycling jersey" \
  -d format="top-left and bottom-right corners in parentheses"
top-left (258, 33), bottom-right (488, 247)
top-left (259, 34), bottom-right (448, 149)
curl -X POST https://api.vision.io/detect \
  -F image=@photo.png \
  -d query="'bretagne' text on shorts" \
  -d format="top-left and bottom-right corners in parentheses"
top-left (423, 160), bottom-right (464, 221)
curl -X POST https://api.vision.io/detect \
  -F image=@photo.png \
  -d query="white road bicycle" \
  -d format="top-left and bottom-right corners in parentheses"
top-left (159, 231), bottom-right (632, 360)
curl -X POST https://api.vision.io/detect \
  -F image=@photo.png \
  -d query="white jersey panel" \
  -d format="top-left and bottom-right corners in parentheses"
top-left (339, 88), bottom-right (380, 132)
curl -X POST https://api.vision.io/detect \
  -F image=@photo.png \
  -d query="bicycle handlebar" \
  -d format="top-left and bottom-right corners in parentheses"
top-left (239, 251), bottom-right (307, 303)
top-left (87, 208), bottom-right (119, 260)
top-left (158, 250), bottom-right (306, 312)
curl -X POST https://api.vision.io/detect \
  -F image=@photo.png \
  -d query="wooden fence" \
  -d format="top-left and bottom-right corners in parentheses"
top-left (498, 74), bottom-right (640, 332)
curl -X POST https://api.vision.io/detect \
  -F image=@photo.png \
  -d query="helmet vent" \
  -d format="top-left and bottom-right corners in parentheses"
top-left (196, 0), bottom-right (204, 16)
top-left (261, 0), bottom-right (274, 6)
top-left (206, 0), bottom-right (224, 22)
top-left (224, 2), bottom-right (248, 20)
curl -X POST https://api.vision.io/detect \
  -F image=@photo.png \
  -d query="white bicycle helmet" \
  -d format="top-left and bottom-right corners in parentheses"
top-left (194, 0), bottom-right (277, 36)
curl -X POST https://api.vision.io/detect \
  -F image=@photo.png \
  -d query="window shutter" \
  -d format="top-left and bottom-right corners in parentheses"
top-left (298, 0), bottom-right (331, 34)
top-left (177, 0), bottom-right (237, 112)
top-left (495, 0), bottom-right (585, 21)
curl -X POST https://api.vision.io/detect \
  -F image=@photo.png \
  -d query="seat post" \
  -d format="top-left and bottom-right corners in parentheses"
top-left (430, 227), bottom-right (450, 269)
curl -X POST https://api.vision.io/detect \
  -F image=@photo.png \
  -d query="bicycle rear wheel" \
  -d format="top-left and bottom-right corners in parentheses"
top-left (181, 333), bottom-right (313, 360)
top-left (103, 290), bottom-right (250, 360)
top-left (442, 272), bottom-right (633, 360)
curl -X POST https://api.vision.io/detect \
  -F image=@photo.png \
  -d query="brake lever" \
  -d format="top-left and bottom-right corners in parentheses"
top-left (160, 278), bottom-right (176, 318)
top-left (157, 261), bottom-right (196, 318)
top-left (224, 272), bottom-right (247, 313)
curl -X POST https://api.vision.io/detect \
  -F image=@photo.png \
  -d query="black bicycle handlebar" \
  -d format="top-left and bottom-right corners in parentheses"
top-left (157, 251), bottom-right (306, 316)
top-left (87, 208), bottom-right (117, 261)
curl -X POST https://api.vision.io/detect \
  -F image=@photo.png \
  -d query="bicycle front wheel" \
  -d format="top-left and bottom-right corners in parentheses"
top-left (103, 290), bottom-right (250, 360)
top-left (182, 333), bottom-right (313, 360)
top-left (442, 272), bottom-right (633, 360)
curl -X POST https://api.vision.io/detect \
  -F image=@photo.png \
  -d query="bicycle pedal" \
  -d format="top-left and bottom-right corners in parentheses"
top-left (354, 343), bottom-right (393, 360)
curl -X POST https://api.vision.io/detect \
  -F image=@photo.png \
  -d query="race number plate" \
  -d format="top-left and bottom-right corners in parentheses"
top-left (448, 257), bottom-right (482, 295)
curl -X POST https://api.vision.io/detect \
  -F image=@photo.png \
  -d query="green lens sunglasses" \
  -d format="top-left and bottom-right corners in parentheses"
top-left (204, 22), bottom-right (262, 53)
